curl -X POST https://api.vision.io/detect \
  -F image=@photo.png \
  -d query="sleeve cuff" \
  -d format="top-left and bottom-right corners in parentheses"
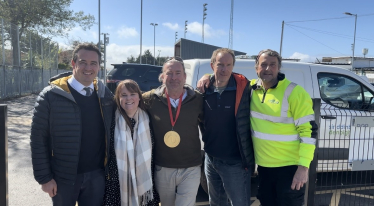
top-left (299, 157), bottom-right (312, 168)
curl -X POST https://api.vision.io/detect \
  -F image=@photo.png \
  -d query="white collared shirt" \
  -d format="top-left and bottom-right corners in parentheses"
top-left (169, 90), bottom-right (187, 108)
top-left (67, 76), bottom-right (94, 96)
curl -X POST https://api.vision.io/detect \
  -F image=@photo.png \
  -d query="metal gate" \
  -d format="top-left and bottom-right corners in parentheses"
top-left (308, 99), bottom-right (374, 206)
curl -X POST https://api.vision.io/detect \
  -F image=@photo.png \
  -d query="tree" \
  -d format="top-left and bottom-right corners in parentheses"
top-left (158, 56), bottom-right (168, 66)
top-left (135, 50), bottom-right (156, 65)
top-left (0, 0), bottom-right (95, 66)
top-left (126, 55), bottom-right (136, 63)
top-left (57, 38), bottom-right (97, 70)
top-left (58, 49), bottom-right (72, 69)
top-left (126, 51), bottom-right (169, 66)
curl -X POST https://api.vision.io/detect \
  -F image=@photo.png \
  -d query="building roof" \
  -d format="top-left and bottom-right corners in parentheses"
top-left (324, 56), bottom-right (374, 60)
top-left (174, 38), bottom-right (246, 60)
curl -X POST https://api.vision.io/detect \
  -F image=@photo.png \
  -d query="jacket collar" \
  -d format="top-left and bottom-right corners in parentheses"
top-left (206, 74), bottom-right (236, 95)
top-left (154, 84), bottom-right (196, 103)
top-left (154, 84), bottom-right (196, 97)
top-left (251, 72), bottom-right (285, 90)
top-left (49, 72), bottom-right (104, 98)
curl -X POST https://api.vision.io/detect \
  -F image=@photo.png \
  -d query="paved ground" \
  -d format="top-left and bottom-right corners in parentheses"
top-left (2, 94), bottom-right (374, 206)
top-left (1, 94), bottom-right (52, 206)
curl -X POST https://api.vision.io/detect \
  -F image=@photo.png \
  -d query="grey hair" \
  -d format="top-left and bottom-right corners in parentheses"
top-left (211, 48), bottom-right (236, 66)
top-left (160, 58), bottom-right (185, 82)
top-left (255, 49), bottom-right (282, 69)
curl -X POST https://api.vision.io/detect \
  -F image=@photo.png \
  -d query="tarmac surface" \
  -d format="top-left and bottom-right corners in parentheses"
top-left (2, 94), bottom-right (212, 206)
top-left (2, 94), bottom-right (374, 206)
top-left (2, 94), bottom-right (52, 206)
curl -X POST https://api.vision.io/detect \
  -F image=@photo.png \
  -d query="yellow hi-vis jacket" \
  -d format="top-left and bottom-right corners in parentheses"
top-left (250, 75), bottom-right (316, 168)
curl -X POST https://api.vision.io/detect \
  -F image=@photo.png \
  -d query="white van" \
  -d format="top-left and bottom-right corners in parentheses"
top-left (184, 58), bottom-right (374, 173)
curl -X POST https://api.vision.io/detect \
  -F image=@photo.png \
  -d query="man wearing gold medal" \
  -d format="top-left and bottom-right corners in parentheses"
top-left (197, 48), bottom-right (255, 206)
top-left (143, 57), bottom-right (204, 206)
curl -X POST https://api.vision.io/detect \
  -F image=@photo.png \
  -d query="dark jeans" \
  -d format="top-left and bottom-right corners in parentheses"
top-left (205, 154), bottom-right (251, 206)
top-left (52, 169), bottom-right (105, 206)
top-left (257, 165), bottom-right (305, 206)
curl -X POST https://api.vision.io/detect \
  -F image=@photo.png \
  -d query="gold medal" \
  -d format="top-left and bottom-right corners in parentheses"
top-left (165, 91), bottom-right (184, 148)
top-left (164, 131), bottom-right (181, 148)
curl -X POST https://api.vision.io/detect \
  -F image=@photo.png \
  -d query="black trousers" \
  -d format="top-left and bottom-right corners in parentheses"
top-left (257, 165), bottom-right (305, 206)
top-left (52, 169), bottom-right (105, 206)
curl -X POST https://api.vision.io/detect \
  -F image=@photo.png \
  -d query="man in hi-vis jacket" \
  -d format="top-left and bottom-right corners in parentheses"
top-left (250, 49), bottom-right (318, 206)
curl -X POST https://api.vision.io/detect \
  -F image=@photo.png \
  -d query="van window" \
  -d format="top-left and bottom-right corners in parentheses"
top-left (318, 73), bottom-right (374, 110)
top-left (120, 68), bottom-right (136, 77)
top-left (110, 65), bottom-right (148, 79)
top-left (144, 67), bottom-right (162, 81)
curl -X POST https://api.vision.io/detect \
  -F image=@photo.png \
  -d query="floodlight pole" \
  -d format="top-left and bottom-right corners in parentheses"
top-left (344, 12), bottom-right (357, 71)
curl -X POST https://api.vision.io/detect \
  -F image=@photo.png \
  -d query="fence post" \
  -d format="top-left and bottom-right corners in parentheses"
top-left (305, 98), bottom-right (321, 206)
top-left (48, 42), bottom-right (51, 79)
top-left (0, 105), bottom-right (8, 206)
top-left (29, 31), bottom-right (33, 93)
top-left (56, 44), bottom-right (59, 75)
top-left (17, 27), bottom-right (21, 96)
top-left (41, 38), bottom-right (43, 88)
top-left (1, 18), bottom-right (6, 99)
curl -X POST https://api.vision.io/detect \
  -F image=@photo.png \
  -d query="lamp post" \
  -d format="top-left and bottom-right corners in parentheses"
top-left (202, 3), bottom-right (208, 43)
top-left (344, 12), bottom-right (357, 71)
top-left (140, 0), bottom-right (143, 64)
top-left (184, 20), bottom-right (188, 38)
top-left (158, 50), bottom-right (161, 66)
top-left (101, 33), bottom-right (109, 85)
top-left (98, 0), bottom-right (101, 77)
top-left (98, 0), bottom-right (101, 48)
top-left (150, 23), bottom-right (158, 65)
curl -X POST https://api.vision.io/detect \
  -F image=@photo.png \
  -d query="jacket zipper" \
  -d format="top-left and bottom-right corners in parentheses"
top-left (236, 123), bottom-right (247, 169)
top-left (70, 100), bottom-right (81, 185)
top-left (71, 98), bottom-right (81, 185)
top-left (51, 123), bottom-right (54, 156)
top-left (261, 89), bottom-right (268, 103)
top-left (77, 105), bottom-right (82, 184)
top-left (98, 94), bottom-right (110, 180)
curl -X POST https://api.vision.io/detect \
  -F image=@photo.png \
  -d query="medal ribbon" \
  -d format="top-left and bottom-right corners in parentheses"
top-left (166, 90), bottom-right (183, 130)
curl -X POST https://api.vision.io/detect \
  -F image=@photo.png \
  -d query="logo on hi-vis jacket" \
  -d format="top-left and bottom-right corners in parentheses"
top-left (268, 99), bottom-right (280, 104)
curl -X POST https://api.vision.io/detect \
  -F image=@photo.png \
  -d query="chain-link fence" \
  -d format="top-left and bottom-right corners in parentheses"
top-left (0, 18), bottom-right (70, 99)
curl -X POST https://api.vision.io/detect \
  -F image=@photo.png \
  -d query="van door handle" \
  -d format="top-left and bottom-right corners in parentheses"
top-left (321, 115), bottom-right (336, 119)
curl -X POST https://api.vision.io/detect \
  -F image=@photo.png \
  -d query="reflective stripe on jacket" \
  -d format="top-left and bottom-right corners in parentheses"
top-left (250, 76), bottom-right (316, 168)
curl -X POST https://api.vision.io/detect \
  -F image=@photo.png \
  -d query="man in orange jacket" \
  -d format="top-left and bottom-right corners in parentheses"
top-left (199, 48), bottom-right (255, 206)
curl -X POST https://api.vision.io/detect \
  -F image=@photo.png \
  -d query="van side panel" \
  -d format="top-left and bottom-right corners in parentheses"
top-left (185, 60), bottom-right (314, 97)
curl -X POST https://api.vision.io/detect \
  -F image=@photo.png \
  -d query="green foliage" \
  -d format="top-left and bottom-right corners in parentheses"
top-left (0, 0), bottom-right (95, 66)
top-left (127, 55), bottom-right (136, 63)
top-left (0, 0), bottom-right (95, 37)
top-left (125, 49), bottom-right (168, 66)
top-left (125, 50), bottom-right (169, 66)
top-left (158, 56), bottom-right (169, 66)
top-left (58, 63), bottom-right (71, 70)
top-left (138, 50), bottom-right (155, 65)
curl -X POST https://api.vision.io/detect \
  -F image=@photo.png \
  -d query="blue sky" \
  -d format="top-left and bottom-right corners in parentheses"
top-left (54, 0), bottom-right (374, 68)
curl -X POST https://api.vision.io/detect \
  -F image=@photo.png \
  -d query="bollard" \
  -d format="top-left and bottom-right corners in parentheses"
top-left (0, 105), bottom-right (8, 206)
